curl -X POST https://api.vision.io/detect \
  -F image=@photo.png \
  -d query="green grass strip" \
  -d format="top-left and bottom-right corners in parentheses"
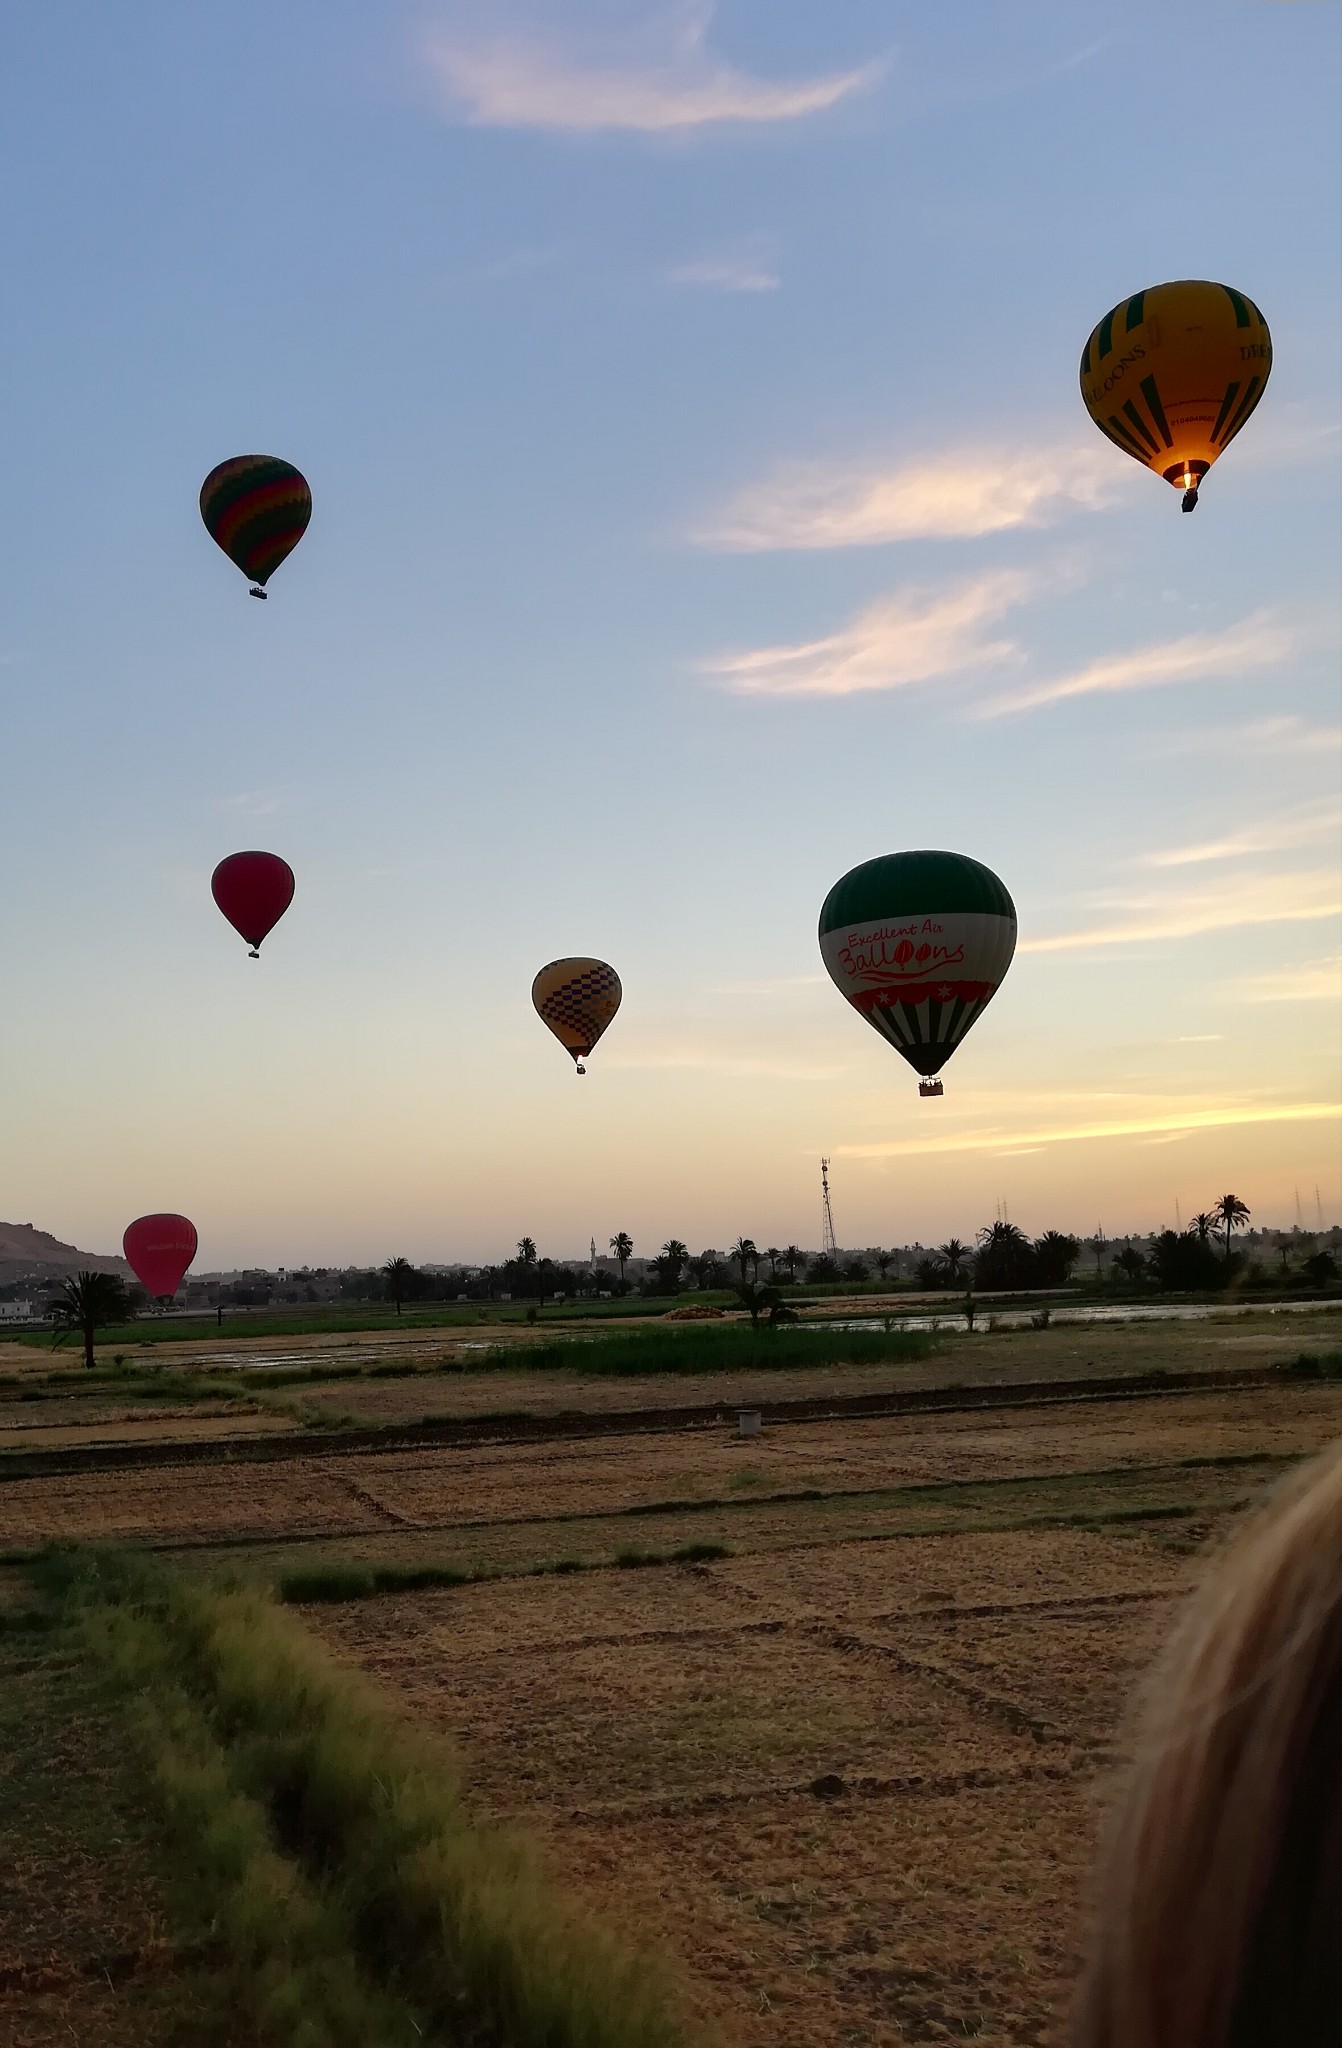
top-left (37, 1546), bottom-right (687, 2048)
top-left (471, 1322), bottom-right (934, 1377)
top-left (279, 1540), bottom-right (732, 1606)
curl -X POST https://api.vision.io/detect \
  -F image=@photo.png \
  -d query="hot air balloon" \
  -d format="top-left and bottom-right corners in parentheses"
top-left (212, 852), bottom-right (295, 958)
top-left (1080, 281), bottom-right (1271, 511)
top-left (819, 852), bottom-right (1016, 1097)
top-left (124, 1213), bottom-right (198, 1302)
top-left (200, 455), bottom-right (311, 596)
top-left (532, 958), bottom-right (622, 1075)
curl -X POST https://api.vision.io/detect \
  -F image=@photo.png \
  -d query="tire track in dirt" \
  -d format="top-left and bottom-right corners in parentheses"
top-left (558, 1752), bottom-right (1096, 1825)
top-left (431, 1589), bottom-right (1175, 1665)
top-left (812, 1624), bottom-right (1079, 1746)
top-left (338, 1476), bottom-right (417, 1528)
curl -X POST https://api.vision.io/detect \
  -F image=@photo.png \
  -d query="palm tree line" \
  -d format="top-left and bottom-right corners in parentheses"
top-left (379, 1193), bottom-right (1278, 1303)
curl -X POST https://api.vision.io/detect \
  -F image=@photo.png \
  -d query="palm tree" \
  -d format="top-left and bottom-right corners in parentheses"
top-left (54, 1270), bottom-right (132, 1370)
top-left (763, 1246), bottom-right (780, 1280)
top-left (516, 1237), bottom-right (538, 1266)
top-left (1190, 1213), bottom-right (1215, 1244)
top-left (1115, 1244), bottom-right (1147, 1286)
top-left (976, 1221), bottom-right (1033, 1290)
top-left (688, 1252), bottom-right (718, 1291)
top-left (730, 1237), bottom-right (758, 1283)
top-left (874, 1250), bottom-right (892, 1282)
top-left (1034, 1231), bottom-right (1081, 1287)
top-left (380, 1255), bottom-right (415, 1315)
top-left (608, 1232), bottom-right (633, 1287)
top-left (781, 1246), bottom-right (803, 1283)
top-left (938, 1239), bottom-right (969, 1283)
top-left (1213, 1194), bottom-right (1251, 1261)
top-left (659, 1239), bottom-right (688, 1292)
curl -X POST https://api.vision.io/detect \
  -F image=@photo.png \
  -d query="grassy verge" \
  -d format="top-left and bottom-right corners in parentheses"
top-left (278, 1540), bottom-right (732, 1606)
top-left (473, 1321), bottom-right (936, 1377)
top-left (33, 1547), bottom-right (687, 2048)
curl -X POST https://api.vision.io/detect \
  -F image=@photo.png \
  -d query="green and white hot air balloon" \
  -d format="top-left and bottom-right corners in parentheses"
top-left (818, 851), bottom-right (1017, 1097)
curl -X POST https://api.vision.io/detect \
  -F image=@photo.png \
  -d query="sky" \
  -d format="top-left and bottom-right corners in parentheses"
top-left (0, 0), bottom-right (1338, 1270)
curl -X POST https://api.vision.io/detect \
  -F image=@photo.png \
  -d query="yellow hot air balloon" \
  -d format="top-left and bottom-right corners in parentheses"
top-left (1080, 281), bottom-right (1271, 510)
top-left (531, 957), bottom-right (622, 1075)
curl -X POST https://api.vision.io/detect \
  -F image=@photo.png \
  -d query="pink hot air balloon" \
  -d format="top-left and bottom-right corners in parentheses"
top-left (211, 851), bottom-right (295, 957)
top-left (123, 1214), bottom-right (198, 1300)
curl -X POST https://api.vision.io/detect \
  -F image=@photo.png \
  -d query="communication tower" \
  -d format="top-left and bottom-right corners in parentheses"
top-left (820, 1158), bottom-right (837, 1257)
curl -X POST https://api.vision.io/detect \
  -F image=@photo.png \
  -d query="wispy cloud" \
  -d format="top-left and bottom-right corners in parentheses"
top-left (666, 255), bottom-right (779, 292)
top-left (697, 444), bottom-right (1117, 550)
top-left (837, 1098), bottom-right (1340, 1162)
top-left (971, 613), bottom-right (1291, 720)
top-left (421, 6), bottom-right (881, 133)
top-left (1231, 956), bottom-right (1341, 1004)
top-left (702, 569), bottom-right (1034, 698)
top-left (1021, 869), bottom-right (1342, 954)
top-left (1143, 805), bottom-right (1341, 869)
top-left (1156, 714), bottom-right (1342, 760)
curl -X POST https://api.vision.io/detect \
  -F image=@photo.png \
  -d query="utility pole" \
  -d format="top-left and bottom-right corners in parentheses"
top-left (820, 1158), bottom-right (837, 1257)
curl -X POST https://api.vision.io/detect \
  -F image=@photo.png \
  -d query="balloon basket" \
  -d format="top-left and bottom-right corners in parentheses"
top-left (919, 1078), bottom-right (944, 1099)
top-left (249, 586), bottom-right (268, 599)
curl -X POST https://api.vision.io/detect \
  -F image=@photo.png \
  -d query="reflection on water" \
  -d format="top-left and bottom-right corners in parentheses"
top-left (811, 1299), bottom-right (1337, 1335)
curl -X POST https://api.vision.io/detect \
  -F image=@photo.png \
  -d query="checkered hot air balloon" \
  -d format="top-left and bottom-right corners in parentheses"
top-left (1079, 282), bottom-right (1272, 511)
top-left (200, 455), bottom-right (312, 596)
top-left (819, 852), bottom-right (1016, 1099)
top-left (531, 958), bottom-right (622, 1076)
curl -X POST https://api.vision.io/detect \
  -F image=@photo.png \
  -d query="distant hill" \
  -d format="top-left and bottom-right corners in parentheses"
top-left (0, 1222), bottom-right (132, 1285)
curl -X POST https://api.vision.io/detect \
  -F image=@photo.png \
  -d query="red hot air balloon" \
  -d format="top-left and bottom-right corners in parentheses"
top-left (212, 852), bottom-right (295, 957)
top-left (124, 1214), bottom-right (198, 1301)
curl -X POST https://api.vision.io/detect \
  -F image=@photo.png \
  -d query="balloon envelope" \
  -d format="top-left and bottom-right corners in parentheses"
top-left (123, 1213), bottom-right (198, 1299)
top-left (532, 958), bottom-right (622, 1065)
top-left (1080, 281), bottom-right (1271, 503)
top-left (212, 851), bottom-right (295, 953)
top-left (819, 851), bottom-right (1016, 1082)
top-left (200, 455), bottom-right (311, 589)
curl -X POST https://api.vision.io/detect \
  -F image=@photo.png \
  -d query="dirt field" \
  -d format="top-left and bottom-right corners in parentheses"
top-left (308, 1524), bottom-right (1188, 2045)
top-left (3, 1314), bottom-right (1340, 2046)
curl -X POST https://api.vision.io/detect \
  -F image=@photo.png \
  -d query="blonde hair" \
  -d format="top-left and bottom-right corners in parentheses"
top-left (1073, 1440), bottom-right (1342, 2047)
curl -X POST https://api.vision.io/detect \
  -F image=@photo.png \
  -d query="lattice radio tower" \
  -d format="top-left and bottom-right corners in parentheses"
top-left (820, 1157), bottom-right (837, 1257)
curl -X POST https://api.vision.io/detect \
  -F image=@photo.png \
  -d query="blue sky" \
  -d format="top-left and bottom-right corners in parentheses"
top-left (1, 1), bottom-right (1338, 1268)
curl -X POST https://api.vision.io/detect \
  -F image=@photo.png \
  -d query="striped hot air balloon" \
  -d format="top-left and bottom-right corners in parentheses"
top-left (1080, 282), bottom-right (1272, 510)
top-left (819, 852), bottom-right (1016, 1098)
top-left (532, 958), bottom-right (622, 1075)
top-left (200, 455), bottom-right (312, 596)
